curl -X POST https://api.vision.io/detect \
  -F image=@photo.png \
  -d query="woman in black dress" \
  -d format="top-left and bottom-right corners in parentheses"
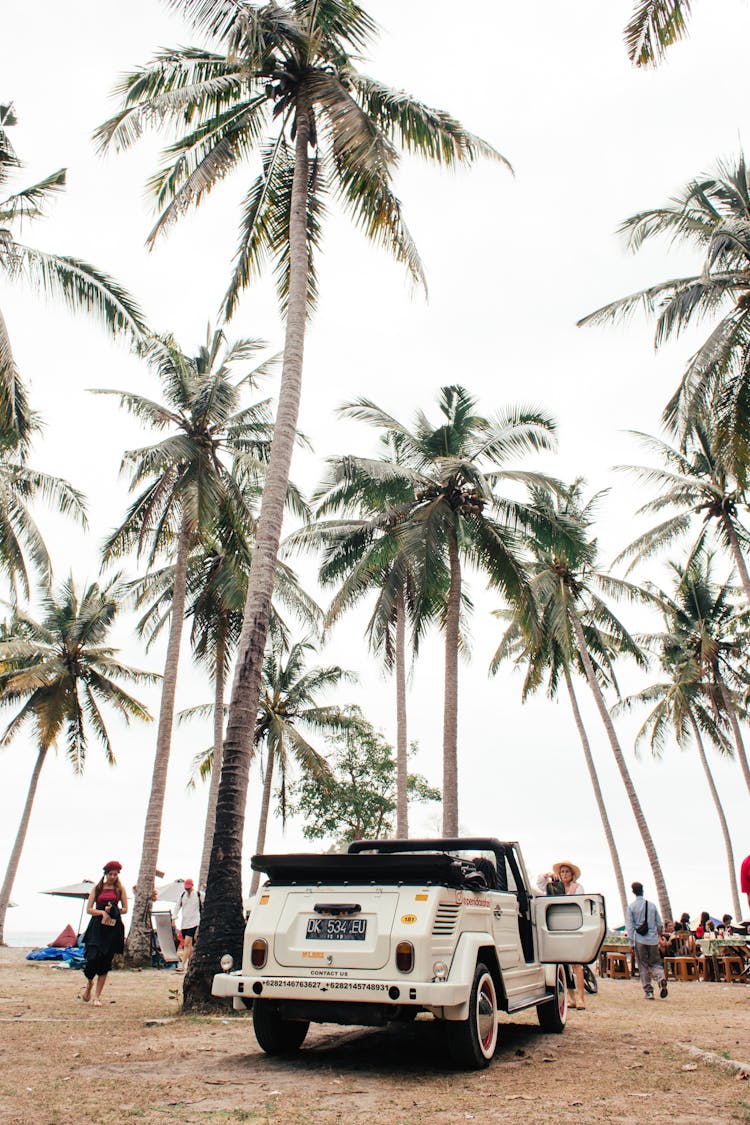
top-left (80, 861), bottom-right (128, 1005)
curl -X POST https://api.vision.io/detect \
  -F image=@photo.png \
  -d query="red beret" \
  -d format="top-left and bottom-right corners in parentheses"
top-left (103, 860), bottom-right (122, 873)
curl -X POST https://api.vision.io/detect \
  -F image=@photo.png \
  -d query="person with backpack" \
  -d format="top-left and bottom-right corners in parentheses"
top-left (626, 880), bottom-right (667, 1000)
top-left (175, 879), bottom-right (202, 973)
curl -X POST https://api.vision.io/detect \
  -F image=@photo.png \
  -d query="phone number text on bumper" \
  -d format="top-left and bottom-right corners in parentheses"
top-left (262, 979), bottom-right (388, 992)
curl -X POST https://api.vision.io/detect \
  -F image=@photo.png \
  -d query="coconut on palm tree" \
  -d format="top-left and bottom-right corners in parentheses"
top-left (0, 576), bottom-right (155, 944)
top-left (0, 103), bottom-right (147, 443)
top-left (99, 328), bottom-right (275, 963)
top-left (94, 0), bottom-right (510, 1002)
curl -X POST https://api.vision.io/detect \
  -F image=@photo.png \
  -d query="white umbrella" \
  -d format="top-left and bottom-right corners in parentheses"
top-left (154, 879), bottom-right (185, 904)
top-left (41, 881), bottom-right (96, 899)
top-left (41, 880), bottom-right (96, 938)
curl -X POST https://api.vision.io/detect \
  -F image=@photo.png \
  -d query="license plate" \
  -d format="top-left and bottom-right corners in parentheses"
top-left (306, 917), bottom-right (367, 941)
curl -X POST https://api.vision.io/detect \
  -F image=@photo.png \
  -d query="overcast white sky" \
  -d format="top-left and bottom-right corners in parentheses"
top-left (2, 0), bottom-right (749, 938)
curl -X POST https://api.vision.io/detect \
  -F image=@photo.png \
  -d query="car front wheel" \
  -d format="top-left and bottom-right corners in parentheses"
top-left (445, 961), bottom-right (499, 1069)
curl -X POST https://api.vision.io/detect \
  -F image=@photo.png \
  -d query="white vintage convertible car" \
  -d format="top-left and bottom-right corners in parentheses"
top-left (213, 837), bottom-right (606, 1068)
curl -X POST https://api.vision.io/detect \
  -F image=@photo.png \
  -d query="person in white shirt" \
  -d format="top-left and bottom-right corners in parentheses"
top-left (176, 879), bottom-right (202, 973)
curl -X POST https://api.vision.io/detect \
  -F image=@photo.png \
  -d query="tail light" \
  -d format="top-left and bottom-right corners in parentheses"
top-left (396, 941), bottom-right (414, 973)
top-left (251, 938), bottom-right (268, 969)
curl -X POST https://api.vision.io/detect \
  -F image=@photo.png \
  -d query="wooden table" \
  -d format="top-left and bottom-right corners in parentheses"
top-left (598, 942), bottom-right (635, 977)
top-left (697, 938), bottom-right (749, 982)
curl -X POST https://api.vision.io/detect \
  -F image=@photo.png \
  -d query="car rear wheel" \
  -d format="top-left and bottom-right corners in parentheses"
top-left (252, 999), bottom-right (309, 1054)
top-left (536, 963), bottom-right (568, 1032)
top-left (445, 961), bottom-right (498, 1069)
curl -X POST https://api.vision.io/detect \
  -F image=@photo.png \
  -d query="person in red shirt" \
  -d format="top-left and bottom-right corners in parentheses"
top-left (80, 861), bottom-right (128, 1006)
top-left (741, 854), bottom-right (750, 912)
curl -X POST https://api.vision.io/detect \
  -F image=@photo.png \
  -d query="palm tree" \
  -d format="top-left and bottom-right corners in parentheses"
top-left (185, 626), bottom-right (352, 894)
top-left (0, 446), bottom-right (87, 605)
top-left (644, 555), bottom-right (750, 797)
top-left (99, 327), bottom-right (274, 964)
top-left (492, 574), bottom-right (630, 921)
top-left (249, 629), bottom-right (353, 893)
top-left (139, 502), bottom-right (320, 887)
top-left (615, 555), bottom-right (743, 920)
top-left (289, 438), bottom-right (434, 838)
top-left (94, 0), bottom-right (508, 1002)
top-left (0, 102), bottom-right (147, 442)
top-left (615, 426), bottom-right (750, 605)
top-left (499, 481), bottom-right (674, 920)
top-left (326, 386), bottom-right (558, 836)
top-left (0, 576), bottom-right (155, 944)
top-left (624, 1), bottom-right (692, 67)
top-left (579, 153), bottom-right (750, 452)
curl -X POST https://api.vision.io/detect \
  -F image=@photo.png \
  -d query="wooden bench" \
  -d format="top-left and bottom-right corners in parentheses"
top-left (605, 951), bottom-right (631, 979)
top-left (663, 956), bottom-right (701, 981)
top-left (716, 955), bottom-right (746, 982)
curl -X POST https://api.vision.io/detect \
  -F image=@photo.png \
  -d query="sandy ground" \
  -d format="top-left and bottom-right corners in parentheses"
top-left (1, 947), bottom-right (749, 1124)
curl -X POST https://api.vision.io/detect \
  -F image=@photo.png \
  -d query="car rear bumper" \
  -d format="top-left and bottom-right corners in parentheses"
top-left (212, 970), bottom-right (469, 1008)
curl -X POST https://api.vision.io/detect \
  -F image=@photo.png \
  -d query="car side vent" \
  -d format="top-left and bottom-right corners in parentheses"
top-left (432, 903), bottom-right (460, 935)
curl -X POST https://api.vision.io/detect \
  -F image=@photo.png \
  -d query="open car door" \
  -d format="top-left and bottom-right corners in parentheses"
top-left (532, 893), bottom-right (606, 964)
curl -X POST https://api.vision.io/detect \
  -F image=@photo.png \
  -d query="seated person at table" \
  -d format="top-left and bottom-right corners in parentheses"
top-left (669, 921), bottom-right (696, 955)
top-left (722, 913), bottom-right (734, 935)
top-left (695, 911), bottom-right (711, 938)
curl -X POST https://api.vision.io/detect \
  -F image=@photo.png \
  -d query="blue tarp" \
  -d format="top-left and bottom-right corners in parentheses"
top-left (26, 944), bottom-right (84, 965)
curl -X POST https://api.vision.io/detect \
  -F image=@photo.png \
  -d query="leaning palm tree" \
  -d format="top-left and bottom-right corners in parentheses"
top-left (139, 501), bottom-right (320, 887)
top-left (0, 576), bottom-right (155, 944)
top-left (498, 480), bottom-right (674, 921)
top-left (0, 103), bottom-right (146, 442)
top-left (492, 582), bottom-right (630, 921)
top-left (615, 556), bottom-right (743, 920)
top-left (579, 153), bottom-right (750, 454)
top-left (329, 386), bottom-right (558, 835)
top-left (94, 0), bottom-right (508, 1002)
top-left (99, 327), bottom-right (275, 964)
top-left (624, 1), bottom-right (692, 67)
top-left (615, 425), bottom-right (750, 605)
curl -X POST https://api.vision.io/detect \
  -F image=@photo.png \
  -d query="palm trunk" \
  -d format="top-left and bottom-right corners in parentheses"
top-left (183, 108), bottom-right (311, 1009)
top-left (199, 635), bottom-right (227, 889)
top-left (723, 513), bottom-right (750, 606)
top-left (688, 714), bottom-right (742, 922)
top-left (395, 590), bottom-right (408, 838)
top-left (717, 676), bottom-right (750, 794)
top-left (126, 512), bottom-right (192, 965)
top-left (249, 746), bottom-right (275, 897)
top-left (442, 528), bottom-right (461, 835)
top-left (0, 306), bottom-right (20, 435)
top-left (0, 746), bottom-right (47, 945)
top-left (563, 667), bottom-right (628, 921)
top-left (570, 611), bottom-right (672, 921)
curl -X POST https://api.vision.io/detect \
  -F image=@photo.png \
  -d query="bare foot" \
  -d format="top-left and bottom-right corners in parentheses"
top-left (79, 986), bottom-right (92, 1003)
top-left (92, 999), bottom-right (102, 1007)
